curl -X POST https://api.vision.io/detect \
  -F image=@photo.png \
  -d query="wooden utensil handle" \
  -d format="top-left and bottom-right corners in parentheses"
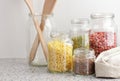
top-left (29, 23), bottom-right (44, 63)
top-left (29, 35), bottom-right (39, 62)
top-left (25, 0), bottom-right (48, 61)
top-left (32, 16), bottom-right (48, 61)
top-left (28, 0), bottom-right (56, 62)
top-left (29, 22), bottom-right (45, 62)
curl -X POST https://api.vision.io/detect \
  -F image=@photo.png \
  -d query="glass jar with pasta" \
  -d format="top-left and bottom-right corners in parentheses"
top-left (47, 31), bottom-right (73, 73)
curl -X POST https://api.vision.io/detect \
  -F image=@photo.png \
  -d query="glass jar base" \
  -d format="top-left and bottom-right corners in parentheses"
top-left (29, 63), bottom-right (47, 67)
top-left (48, 69), bottom-right (71, 73)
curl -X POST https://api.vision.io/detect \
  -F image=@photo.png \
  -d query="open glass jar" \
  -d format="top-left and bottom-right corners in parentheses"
top-left (90, 13), bottom-right (117, 57)
top-left (26, 13), bottom-right (54, 66)
top-left (47, 31), bottom-right (73, 72)
top-left (70, 18), bottom-right (90, 50)
top-left (73, 48), bottom-right (95, 75)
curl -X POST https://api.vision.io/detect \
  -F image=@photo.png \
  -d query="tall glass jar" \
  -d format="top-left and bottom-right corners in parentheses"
top-left (26, 13), bottom-right (54, 66)
top-left (70, 18), bottom-right (90, 50)
top-left (90, 13), bottom-right (117, 57)
top-left (47, 32), bottom-right (73, 72)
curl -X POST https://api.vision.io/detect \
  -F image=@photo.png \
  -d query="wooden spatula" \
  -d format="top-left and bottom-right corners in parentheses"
top-left (25, 0), bottom-right (48, 61)
top-left (29, 0), bottom-right (56, 62)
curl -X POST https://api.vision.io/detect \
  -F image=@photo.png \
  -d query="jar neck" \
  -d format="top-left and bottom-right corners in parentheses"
top-left (74, 48), bottom-right (95, 58)
top-left (29, 13), bottom-right (53, 20)
top-left (72, 24), bottom-right (89, 29)
top-left (71, 18), bottom-right (89, 31)
top-left (90, 18), bottom-right (115, 32)
top-left (50, 32), bottom-right (73, 45)
top-left (90, 13), bottom-right (115, 29)
top-left (50, 32), bottom-right (68, 39)
top-left (91, 17), bottom-right (114, 26)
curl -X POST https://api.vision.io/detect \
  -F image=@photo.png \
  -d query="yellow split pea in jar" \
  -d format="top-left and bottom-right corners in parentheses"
top-left (48, 32), bottom-right (73, 73)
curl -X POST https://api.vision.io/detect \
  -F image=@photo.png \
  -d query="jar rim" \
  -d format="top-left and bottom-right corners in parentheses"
top-left (29, 13), bottom-right (54, 17)
top-left (50, 31), bottom-right (69, 38)
top-left (71, 18), bottom-right (89, 24)
top-left (50, 31), bottom-right (62, 38)
top-left (91, 13), bottom-right (114, 19)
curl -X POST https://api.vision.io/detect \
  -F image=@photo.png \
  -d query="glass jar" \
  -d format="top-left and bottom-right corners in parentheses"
top-left (90, 13), bottom-right (117, 57)
top-left (47, 32), bottom-right (73, 72)
top-left (26, 13), bottom-right (54, 66)
top-left (70, 18), bottom-right (90, 50)
top-left (73, 48), bottom-right (95, 75)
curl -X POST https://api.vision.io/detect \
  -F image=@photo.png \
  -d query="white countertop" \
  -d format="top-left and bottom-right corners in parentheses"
top-left (0, 59), bottom-right (119, 81)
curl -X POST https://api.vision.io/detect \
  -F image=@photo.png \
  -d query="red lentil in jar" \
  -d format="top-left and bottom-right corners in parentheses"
top-left (90, 32), bottom-right (116, 57)
top-left (90, 13), bottom-right (117, 57)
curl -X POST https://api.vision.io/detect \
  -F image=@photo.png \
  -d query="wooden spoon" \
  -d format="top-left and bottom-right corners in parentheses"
top-left (25, 0), bottom-right (48, 61)
top-left (29, 0), bottom-right (56, 62)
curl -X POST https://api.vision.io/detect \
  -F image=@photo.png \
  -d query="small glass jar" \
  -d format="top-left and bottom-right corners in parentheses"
top-left (90, 13), bottom-right (117, 57)
top-left (73, 48), bottom-right (95, 75)
top-left (26, 13), bottom-right (54, 66)
top-left (70, 18), bottom-right (90, 50)
top-left (47, 31), bottom-right (73, 72)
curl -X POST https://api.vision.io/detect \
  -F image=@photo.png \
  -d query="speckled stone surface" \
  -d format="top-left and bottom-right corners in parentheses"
top-left (0, 59), bottom-right (120, 81)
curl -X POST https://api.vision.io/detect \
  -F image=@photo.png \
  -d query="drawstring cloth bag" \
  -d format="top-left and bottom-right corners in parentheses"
top-left (95, 47), bottom-right (120, 78)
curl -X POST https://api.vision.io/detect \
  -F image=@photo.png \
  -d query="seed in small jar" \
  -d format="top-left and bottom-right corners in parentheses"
top-left (90, 32), bottom-right (116, 57)
top-left (73, 56), bottom-right (95, 75)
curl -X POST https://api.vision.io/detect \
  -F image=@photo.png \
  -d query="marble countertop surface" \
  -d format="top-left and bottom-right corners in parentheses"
top-left (0, 58), bottom-right (120, 81)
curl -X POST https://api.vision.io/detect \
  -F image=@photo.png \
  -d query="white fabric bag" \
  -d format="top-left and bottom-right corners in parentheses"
top-left (95, 47), bottom-right (120, 78)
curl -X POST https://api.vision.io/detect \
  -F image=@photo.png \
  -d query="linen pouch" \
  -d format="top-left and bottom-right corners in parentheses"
top-left (95, 47), bottom-right (120, 78)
